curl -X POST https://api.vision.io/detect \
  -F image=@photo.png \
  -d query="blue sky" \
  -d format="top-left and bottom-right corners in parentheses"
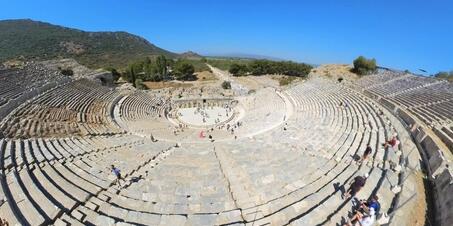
top-left (1, 0), bottom-right (452, 73)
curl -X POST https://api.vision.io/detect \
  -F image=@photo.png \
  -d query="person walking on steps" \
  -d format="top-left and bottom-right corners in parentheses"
top-left (359, 144), bottom-right (372, 164)
top-left (344, 173), bottom-right (369, 199)
top-left (111, 165), bottom-right (125, 188)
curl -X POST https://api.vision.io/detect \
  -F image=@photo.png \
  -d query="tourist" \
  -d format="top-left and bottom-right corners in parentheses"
top-left (359, 144), bottom-right (372, 164)
top-left (111, 165), bottom-right (125, 188)
top-left (343, 207), bottom-right (376, 226)
top-left (358, 195), bottom-right (381, 215)
top-left (344, 173), bottom-right (368, 199)
top-left (0, 218), bottom-right (9, 226)
top-left (384, 135), bottom-right (399, 149)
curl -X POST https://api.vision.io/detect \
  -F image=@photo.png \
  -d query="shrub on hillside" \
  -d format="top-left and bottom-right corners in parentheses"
top-left (352, 56), bottom-right (377, 75)
top-left (277, 76), bottom-right (297, 86)
top-left (221, 81), bottom-right (232, 89)
top-left (60, 68), bottom-right (74, 76)
top-left (434, 71), bottom-right (453, 81)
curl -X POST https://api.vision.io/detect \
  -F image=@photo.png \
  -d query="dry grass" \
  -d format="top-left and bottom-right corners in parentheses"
top-left (196, 71), bottom-right (217, 81)
top-left (311, 64), bottom-right (359, 81)
top-left (272, 75), bottom-right (301, 86)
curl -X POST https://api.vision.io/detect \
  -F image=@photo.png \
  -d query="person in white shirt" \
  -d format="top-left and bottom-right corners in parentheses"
top-left (343, 207), bottom-right (376, 226)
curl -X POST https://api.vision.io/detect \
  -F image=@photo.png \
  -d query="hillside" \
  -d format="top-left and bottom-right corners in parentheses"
top-left (0, 19), bottom-right (177, 68)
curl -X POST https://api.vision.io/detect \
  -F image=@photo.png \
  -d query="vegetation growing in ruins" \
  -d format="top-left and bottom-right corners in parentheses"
top-left (352, 56), bottom-right (377, 75)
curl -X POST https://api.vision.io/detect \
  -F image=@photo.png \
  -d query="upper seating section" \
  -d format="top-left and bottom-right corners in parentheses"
top-left (367, 75), bottom-right (438, 97)
top-left (0, 79), bottom-right (123, 138)
top-left (355, 69), bottom-right (407, 89)
top-left (0, 63), bottom-right (71, 119)
top-left (0, 63), bottom-right (65, 103)
top-left (355, 71), bottom-right (453, 154)
top-left (357, 72), bottom-right (453, 124)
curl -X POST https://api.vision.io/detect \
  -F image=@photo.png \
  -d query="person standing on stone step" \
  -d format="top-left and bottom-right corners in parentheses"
top-left (111, 165), bottom-right (125, 188)
top-left (344, 173), bottom-right (369, 199)
top-left (359, 144), bottom-right (372, 164)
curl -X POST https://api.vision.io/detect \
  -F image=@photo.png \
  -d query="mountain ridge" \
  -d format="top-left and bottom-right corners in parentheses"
top-left (0, 19), bottom-right (177, 68)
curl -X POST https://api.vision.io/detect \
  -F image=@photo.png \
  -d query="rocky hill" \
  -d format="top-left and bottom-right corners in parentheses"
top-left (0, 19), bottom-right (177, 69)
top-left (179, 51), bottom-right (203, 60)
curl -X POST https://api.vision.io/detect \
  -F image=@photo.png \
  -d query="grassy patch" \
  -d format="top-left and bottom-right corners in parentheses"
top-left (274, 76), bottom-right (299, 86)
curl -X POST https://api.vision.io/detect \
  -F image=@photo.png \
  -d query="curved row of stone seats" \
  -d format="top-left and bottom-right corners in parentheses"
top-left (0, 134), bottom-right (173, 225)
top-left (282, 79), bottom-right (406, 224)
top-left (234, 87), bottom-right (287, 136)
top-left (356, 72), bottom-right (453, 152)
top-left (119, 92), bottom-right (169, 121)
top-left (0, 63), bottom-right (66, 103)
top-left (0, 63), bottom-right (72, 121)
top-left (385, 82), bottom-right (453, 125)
top-left (389, 82), bottom-right (453, 107)
top-left (0, 79), bottom-right (124, 138)
top-left (367, 75), bottom-right (439, 97)
top-left (355, 70), bottom-right (407, 89)
top-left (158, 78), bottom-right (415, 225)
top-left (111, 144), bottom-right (239, 219)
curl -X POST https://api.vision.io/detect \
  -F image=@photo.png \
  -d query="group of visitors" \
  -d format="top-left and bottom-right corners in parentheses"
top-left (173, 123), bottom-right (188, 136)
top-left (343, 195), bottom-right (380, 226)
top-left (341, 130), bottom-right (400, 225)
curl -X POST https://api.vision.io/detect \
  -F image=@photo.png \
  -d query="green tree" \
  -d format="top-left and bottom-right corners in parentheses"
top-left (229, 63), bottom-right (248, 76)
top-left (173, 60), bottom-right (196, 81)
top-left (352, 56), bottom-right (377, 75)
top-left (155, 55), bottom-right (168, 76)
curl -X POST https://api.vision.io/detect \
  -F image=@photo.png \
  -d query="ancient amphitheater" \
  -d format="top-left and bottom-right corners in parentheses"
top-left (0, 62), bottom-right (452, 226)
